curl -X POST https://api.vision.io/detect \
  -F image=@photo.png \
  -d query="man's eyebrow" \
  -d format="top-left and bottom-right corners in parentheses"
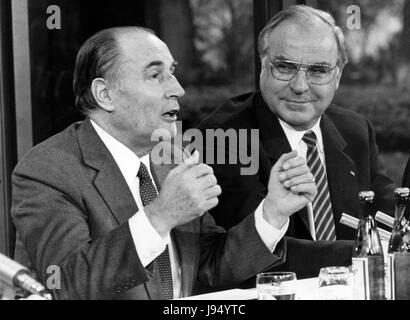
top-left (144, 60), bottom-right (178, 70)
top-left (144, 61), bottom-right (163, 70)
top-left (310, 61), bottom-right (333, 66)
top-left (273, 55), bottom-right (332, 66)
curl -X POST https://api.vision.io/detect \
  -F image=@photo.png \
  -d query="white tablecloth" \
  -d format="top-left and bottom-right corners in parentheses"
top-left (178, 277), bottom-right (320, 300)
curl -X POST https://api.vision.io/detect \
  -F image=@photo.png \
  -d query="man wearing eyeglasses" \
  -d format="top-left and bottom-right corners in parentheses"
top-left (198, 5), bottom-right (395, 250)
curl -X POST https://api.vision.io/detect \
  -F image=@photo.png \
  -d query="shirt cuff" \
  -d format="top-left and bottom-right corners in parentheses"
top-left (129, 209), bottom-right (168, 267)
top-left (255, 199), bottom-right (289, 252)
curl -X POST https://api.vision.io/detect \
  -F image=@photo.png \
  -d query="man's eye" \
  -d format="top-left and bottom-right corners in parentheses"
top-left (309, 66), bottom-right (331, 74)
top-left (274, 62), bottom-right (297, 72)
top-left (151, 72), bottom-right (161, 79)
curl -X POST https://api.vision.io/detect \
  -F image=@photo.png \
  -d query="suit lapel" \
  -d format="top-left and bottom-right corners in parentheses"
top-left (321, 113), bottom-right (359, 230)
top-left (78, 118), bottom-right (139, 225)
top-left (143, 264), bottom-right (165, 300)
top-left (256, 97), bottom-right (292, 161)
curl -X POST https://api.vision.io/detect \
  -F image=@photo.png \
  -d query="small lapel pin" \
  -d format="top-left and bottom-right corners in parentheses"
top-left (350, 171), bottom-right (356, 177)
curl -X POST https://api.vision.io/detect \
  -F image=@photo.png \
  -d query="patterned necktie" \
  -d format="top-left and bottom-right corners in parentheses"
top-left (138, 162), bottom-right (174, 299)
top-left (302, 131), bottom-right (337, 241)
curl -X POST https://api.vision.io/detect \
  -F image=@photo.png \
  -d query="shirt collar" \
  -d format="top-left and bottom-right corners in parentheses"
top-left (278, 117), bottom-right (324, 153)
top-left (90, 120), bottom-right (152, 186)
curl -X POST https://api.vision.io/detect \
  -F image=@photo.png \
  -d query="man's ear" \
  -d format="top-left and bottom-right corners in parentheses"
top-left (91, 78), bottom-right (115, 112)
top-left (260, 55), bottom-right (267, 76)
top-left (334, 66), bottom-right (343, 90)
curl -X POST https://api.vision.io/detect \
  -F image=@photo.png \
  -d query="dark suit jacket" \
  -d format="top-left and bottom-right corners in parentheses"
top-left (11, 118), bottom-right (289, 300)
top-left (198, 91), bottom-right (395, 241)
top-left (403, 156), bottom-right (410, 187)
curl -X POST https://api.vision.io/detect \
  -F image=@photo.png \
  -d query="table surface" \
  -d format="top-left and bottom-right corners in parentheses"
top-left (178, 277), bottom-right (320, 300)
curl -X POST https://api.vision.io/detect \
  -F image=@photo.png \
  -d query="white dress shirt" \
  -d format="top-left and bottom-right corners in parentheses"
top-left (91, 120), bottom-right (288, 298)
top-left (278, 118), bottom-right (326, 240)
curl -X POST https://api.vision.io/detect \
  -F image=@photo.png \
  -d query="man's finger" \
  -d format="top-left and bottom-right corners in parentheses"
top-left (190, 163), bottom-right (214, 178)
top-left (272, 150), bottom-right (298, 172)
top-left (279, 165), bottom-right (310, 182)
top-left (205, 185), bottom-right (222, 199)
top-left (205, 197), bottom-right (219, 211)
top-left (182, 146), bottom-right (195, 161)
top-left (201, 174), bottom-right (218, 189)
top-left (283, 173), bottom-right (315, 189)
top-left (290, 183), bottom-right (317, 201)
top-left (187, 150), bottom-right (200, 165)
top-left (282, 156), bottom-right (306, 171)
top-left (173, 150), bottom-right (199, 173)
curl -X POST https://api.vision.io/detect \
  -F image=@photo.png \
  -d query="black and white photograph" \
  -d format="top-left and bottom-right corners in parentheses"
top-left (0, 0), bottom-right (409, 307)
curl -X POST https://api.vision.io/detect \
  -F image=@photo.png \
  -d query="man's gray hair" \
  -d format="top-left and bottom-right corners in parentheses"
top-left (258, 5), bottom-right (348, 67)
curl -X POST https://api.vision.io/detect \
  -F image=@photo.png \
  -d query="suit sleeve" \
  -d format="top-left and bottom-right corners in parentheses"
top-left (11, 156), bottom-right (149, 300)
top-left (197, 212), bottom-right (286, 290)
top-left (197, 209), bottom-right (354, 290)
top-left (198, 211), bottom-right (353, 283)
top-left (273, 237), bottom-right (354, 279)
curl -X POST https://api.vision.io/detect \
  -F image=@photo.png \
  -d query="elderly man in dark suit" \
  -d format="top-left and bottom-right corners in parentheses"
top-left (11, 26), bottom-right (353, 299)
top-left (199, 5), bottom-right (395, 241)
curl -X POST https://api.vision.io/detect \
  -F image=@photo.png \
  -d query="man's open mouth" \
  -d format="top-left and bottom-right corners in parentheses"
top-left (161, 109), bottom-right (179, 120)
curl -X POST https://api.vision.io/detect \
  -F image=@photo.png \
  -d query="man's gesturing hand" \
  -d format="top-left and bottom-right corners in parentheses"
top-left (263, 151), bottom-right (317, 229)
top-left (146, 151), bottom-right (221, 237)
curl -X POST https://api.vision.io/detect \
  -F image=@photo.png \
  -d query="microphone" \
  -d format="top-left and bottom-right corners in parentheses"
top-left (374, 211), bottom-right (394, 229)
top-left (340, 212), bottom-right (391, 242)
top-left (0, 253), bottom-right (52, 300)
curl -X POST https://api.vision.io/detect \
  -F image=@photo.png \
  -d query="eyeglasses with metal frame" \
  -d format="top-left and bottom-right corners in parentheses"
top-left (268, 57), bottom-right (339, 85)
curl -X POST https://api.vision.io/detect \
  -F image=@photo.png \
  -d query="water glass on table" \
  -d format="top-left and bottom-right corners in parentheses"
top-left (318, 266), bottom-right (353, 300)
top-left (256, 272), bottom-right (297, 300)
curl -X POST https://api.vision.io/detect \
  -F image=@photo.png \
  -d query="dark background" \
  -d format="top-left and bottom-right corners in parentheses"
top-left (0, 0), bottom-right (408, 257)
top-left (28, 0), bottom-right (410, 184)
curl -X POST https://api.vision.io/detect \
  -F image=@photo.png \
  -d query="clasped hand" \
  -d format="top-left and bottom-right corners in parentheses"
top-left (263, 151), bottom-right (317, 229)
top-left (146, 151), bottom-right (221, 237)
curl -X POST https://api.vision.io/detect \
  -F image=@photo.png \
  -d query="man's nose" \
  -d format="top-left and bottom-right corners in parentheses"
top-left (289, 70), bottom-right (309, 94)
top-left (166, 75), bottom-right (185, 98)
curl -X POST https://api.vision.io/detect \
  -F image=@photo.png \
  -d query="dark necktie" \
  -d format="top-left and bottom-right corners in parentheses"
top-left (302, 131), bottom-right (337, 241)
top-left (138, 162), bottom-right (174, 299)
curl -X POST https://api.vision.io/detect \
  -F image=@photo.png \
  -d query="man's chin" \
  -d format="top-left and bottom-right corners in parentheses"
top-left (282, 100), bottom-right (314, 111)
top-left (281, 114), bottom-right (317, 131)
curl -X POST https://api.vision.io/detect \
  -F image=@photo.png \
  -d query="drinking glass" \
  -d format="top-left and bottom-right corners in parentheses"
top-left (318, 266), bottom-right (353, 300)
top-left (256, 272), bottom-right (297, 300)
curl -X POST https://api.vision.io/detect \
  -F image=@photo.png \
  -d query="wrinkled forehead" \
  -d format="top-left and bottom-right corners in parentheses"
top-left (266, 21), bottom-right (339, 65)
